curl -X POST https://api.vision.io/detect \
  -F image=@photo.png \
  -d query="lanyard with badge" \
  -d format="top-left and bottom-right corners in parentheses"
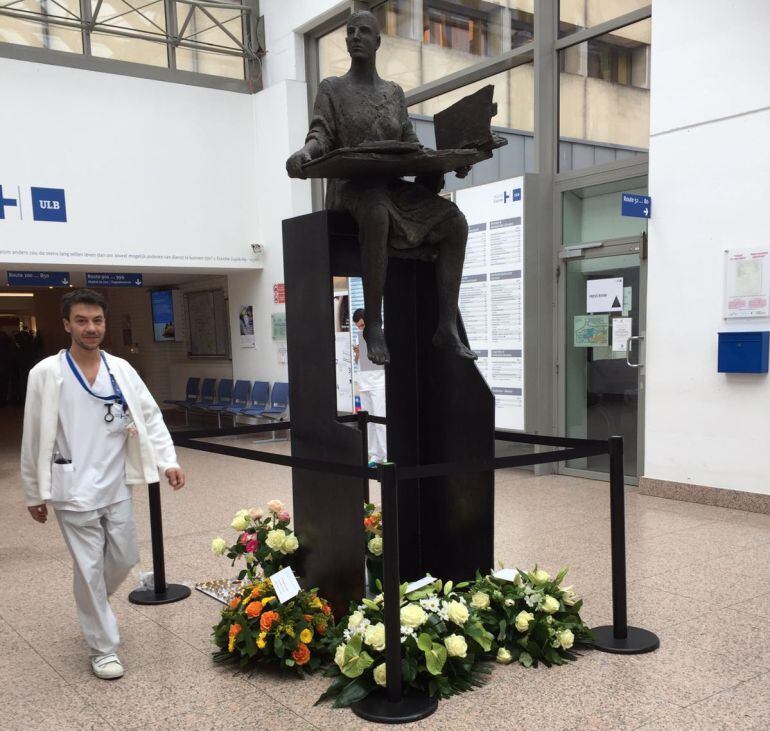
top-left (65, 350), bottom-right (138, 436)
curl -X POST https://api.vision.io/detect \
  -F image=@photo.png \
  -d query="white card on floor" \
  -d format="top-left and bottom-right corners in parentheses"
top-left (270, 567), bottom-right (301, 603)
top-left (493, 568), bottom-right (519, 582)
top-left (406, 575), bottom-right (436, 593)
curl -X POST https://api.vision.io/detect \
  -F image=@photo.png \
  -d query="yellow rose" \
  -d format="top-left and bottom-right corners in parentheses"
top-left (531, 569), bottom-right (550, 585)
top-left (231, 512), bottom-right (249, 531)
top-left (300, 628), bottom-right (313, 643)
top-left (281, 534), bottom-right (299, 554)
top-left (540, 595), bottom-right (560, 614)
top-left (364, 622), bottom-right (386, 651)
top-left (257, 632), bottom-right (267, 649)
top-left (348, 611), bottom-right (365, 630)
top-left (562, 586), bottom-right (579, 606)
top-left (400, 603), bottom-right (427, 628)
top-left (515, 610), bottom-right (534, 632)
top-left (556, 629), bottom-right (574, 650)
top-left (496, 647), bottom-right (512, 664)
top-left (368, 536), bottom-right (383, 556)
top-left (265, 529), bottom-right (286, 552)
top-left (447, 601), bottom-right (469, 626)
top-left (373, 663), bottom-right (387, 687)
top-left (444, 634), bottom-right (468, 658)
top-left (470, 592), bottom-right (490, 610)
top-left (211, 537), bottom-right (228, 556)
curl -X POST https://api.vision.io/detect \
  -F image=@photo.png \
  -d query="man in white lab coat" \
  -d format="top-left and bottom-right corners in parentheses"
top-left (20, 289), bottom-right (185, 679)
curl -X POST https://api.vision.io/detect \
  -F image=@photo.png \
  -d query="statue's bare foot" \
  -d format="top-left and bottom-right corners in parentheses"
top-left (432, 327), bottom-right (478, 360)
top-left (364, 326), bottom-right (390, 365)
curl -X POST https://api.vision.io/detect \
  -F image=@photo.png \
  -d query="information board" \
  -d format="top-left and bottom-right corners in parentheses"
top-left (455, 177), bottom-right (525, 430)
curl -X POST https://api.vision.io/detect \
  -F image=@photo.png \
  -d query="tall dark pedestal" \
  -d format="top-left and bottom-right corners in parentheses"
top-left (384, 259), bottom-right (495, 582)
top-left (283, 212), bottom-right (366, 615)
top-left (283, 211), bottom-right (495, 609)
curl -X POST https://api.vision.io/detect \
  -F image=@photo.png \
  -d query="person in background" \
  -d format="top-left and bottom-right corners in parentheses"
top-left (20, 289), bottom-right (185, 680)
top-left (0, 331), bottom-right (15, 406)
top-left (353, 308), bottom-right (387, 465)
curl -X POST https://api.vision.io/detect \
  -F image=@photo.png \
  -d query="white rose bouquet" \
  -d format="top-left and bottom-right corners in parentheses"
top-left (466, 566), bottom-right (593, 668)
top-left (210, 500), bottom-right (300, 581)
top-left (317, 579), bottom-right (493, 708)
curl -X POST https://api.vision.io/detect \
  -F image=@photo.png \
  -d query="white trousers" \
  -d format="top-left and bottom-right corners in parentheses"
top-left (55, 498), bottom-right (139, 657)
top-left (359, 385), bottom-right (387, 463)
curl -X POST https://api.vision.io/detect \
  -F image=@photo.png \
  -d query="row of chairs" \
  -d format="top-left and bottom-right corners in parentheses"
top-left (164, 378), bottom-right (289, 427)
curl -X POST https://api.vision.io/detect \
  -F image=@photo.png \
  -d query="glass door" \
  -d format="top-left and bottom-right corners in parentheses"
top-left (560, 235), bottom-right (646, 482)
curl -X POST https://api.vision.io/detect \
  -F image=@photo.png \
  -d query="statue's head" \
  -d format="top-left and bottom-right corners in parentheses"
top-left (346, 10), bottom-right (381, 61)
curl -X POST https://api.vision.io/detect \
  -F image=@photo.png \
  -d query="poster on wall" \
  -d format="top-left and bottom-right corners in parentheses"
top-left (456, 177), bottom-right (525, 431)
top-left (724, 249), bottom-right (770, 318)
top-left (150, 290), bottom-right (176, 342)
top-left (271, 313), bottom-right (287, 340)
top-left (239, 305), bottom-right (255, 348)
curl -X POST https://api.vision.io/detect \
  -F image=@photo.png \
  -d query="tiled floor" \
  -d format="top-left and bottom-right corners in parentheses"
top-left (1, 406), bottom-right (769, 730)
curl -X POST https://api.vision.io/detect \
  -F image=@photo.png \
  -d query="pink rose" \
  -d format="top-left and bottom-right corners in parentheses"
top-left (277, 511), bottom-right (291, 523)
top-left (245, 539), bottom-right (258, 553)
top-left (267, 499), bottom-right (284, 514)
top-left (238, 532), bottom-right (250, 545)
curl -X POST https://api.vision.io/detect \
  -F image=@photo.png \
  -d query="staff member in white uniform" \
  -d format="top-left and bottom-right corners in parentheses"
top-left (20, 289), bottom-right (185, 680)
top-left (353, 309), bottom-right (387, 464)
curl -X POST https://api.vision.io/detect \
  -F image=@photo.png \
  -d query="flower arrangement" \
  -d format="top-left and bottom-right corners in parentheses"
top-left (363, 502), bottom-right (383, 559)
top-left (317, 579), bottom-right (493, 708)
top-left (467, 567), bottom-right (593, 668)
top-left (210, 499), bottom-right (299, 581)
top-left (212, 577), bottom-right (334, 673)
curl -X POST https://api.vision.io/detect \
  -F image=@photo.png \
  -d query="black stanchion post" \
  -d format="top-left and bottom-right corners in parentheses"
top-left (128, 482), bottom-right (191, 606)
top-left (357, 410), bottom-right (370, 503)
top-left (352, 463), bottom-right (438, 723)
top-left (592, 436), bottom-right (659, 654)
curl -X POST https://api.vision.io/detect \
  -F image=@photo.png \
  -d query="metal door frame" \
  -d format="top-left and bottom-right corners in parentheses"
top-left (554, 162), bottom-right (649, 484)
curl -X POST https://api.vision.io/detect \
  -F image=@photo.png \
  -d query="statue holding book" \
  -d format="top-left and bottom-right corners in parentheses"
top-left (287, 10), bottom-right (504, 366)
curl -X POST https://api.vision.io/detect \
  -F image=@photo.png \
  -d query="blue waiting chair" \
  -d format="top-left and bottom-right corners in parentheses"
top-left (219, 379), bottom-right (251, 425)
top-left (261, 381), bottom-right (289, 420)
top-left (180, 377), bottom-right (216, 423)
top-left (195, 378), bottom-right (234, 426)
top-left (227, 380), bottom-right (268, 424)
top-left (164, 377), bottom-right (200, 409)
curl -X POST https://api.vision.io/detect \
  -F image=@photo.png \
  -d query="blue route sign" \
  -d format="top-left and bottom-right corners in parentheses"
top-left (8, 271), bottom-right (70, 287)
top-left (621, 193), bottom-right (651, 218)
top-left (86, 273), bottom-right (144, 287)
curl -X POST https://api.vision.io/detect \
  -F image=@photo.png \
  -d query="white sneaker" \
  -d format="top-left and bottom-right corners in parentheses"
top-left (91, 653), bottom-right (124, 679)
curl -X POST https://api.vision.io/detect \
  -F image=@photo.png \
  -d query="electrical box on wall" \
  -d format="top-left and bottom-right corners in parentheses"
top-left (718, 332), bottom-right (769, 373)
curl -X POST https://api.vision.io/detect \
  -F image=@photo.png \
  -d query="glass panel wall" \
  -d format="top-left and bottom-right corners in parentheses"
top-left (0, 0), bottom-right (251, 80)
top-left (559, 0), bottom-right (649, 36)
top-left (558, 18), bottom-right (650, 170)
top-left (319, 0), bottom-right (534, 94)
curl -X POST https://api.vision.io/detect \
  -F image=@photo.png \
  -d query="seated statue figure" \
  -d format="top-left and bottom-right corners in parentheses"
top-left (286, 10), bottom-right (477, 366)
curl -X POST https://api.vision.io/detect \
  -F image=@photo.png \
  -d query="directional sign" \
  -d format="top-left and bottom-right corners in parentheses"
top-left (621, 193), bottom-right (651, 218)
top-left (8, 271), bottom-right (70, 287)
top-left (86, 273), bottom-right (143, 287)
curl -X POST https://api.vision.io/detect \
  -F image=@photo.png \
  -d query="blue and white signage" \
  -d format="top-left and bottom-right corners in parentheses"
top-left (8, 271), bottom-right (70, 287)
top-left (0, 185), bottom-right (20, 220)
top-left (621, 193), bottom-right (651, 219)
top-left (31, 187), bottom-right (67, 222)
top-left (86, 273), bottom-right (143, 288)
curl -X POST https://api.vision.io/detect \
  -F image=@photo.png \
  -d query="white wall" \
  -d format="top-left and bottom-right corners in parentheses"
top-left (0, 57), bottom-right (260, 270)
top-left (645, 1), bottom-right (770, 494)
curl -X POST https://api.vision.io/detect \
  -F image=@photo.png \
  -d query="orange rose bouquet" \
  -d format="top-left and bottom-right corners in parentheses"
top-left (212, 577), bottom-right (333, 674)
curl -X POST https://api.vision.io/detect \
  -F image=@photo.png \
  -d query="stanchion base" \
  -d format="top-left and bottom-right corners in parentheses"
top-left (592, 625), bottom-right (660, 654)
top-left (352, 690), bottom-right (438, 724)
top-left (128, 584), bottom-right (191, 606)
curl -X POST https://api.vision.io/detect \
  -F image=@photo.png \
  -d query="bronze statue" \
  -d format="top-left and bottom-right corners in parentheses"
top-left (287, 10), bottom-right (483, 366)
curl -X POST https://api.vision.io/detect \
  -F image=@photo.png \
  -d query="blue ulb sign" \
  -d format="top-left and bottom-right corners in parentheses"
top-left (86, 273), bottom-right (143, 287)
top-left (8, 271), bottom-right (70, 287)
top-left (31, 187), bottom-right (67, 222)
top-left (621, 193), bottom-right (651, 218)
